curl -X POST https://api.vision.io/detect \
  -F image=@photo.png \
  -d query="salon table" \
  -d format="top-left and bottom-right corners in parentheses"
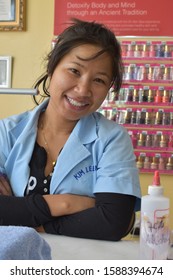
top-left (40, 233), bottom-right (140, 260)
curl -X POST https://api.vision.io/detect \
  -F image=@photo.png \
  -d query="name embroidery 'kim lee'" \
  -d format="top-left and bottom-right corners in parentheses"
top-left (73, 165), bottom-right (99, 180)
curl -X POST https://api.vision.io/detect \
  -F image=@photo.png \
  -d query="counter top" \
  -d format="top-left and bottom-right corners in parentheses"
top-left (41, 233), bottom-right (139, 260)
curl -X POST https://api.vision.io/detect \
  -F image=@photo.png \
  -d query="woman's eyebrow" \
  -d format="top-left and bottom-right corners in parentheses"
top-left (71, 61), bottom-right (85, 68)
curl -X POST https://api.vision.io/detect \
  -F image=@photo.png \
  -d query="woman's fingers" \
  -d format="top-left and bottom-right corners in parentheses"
top-left (0, 176), bottom-right (13, 196)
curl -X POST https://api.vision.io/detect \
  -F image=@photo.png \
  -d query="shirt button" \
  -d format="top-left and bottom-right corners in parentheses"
top-left (44, 188), bottom-right (48, 193)
top-left (43, 179), bottom-right (47, 184)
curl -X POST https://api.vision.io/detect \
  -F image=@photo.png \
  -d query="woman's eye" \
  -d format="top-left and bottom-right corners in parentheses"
top-left (70, 68), bottom-right (80, 75)
top-left (95, 78), bottom-right (106, 85)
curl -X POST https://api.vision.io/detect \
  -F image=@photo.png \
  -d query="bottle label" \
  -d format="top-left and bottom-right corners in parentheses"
top-left (140, 208), bottom-right (170, 259)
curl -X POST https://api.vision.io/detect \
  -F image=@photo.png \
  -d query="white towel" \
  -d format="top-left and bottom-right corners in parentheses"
top-left (0, 226), bottom-right (52, 260)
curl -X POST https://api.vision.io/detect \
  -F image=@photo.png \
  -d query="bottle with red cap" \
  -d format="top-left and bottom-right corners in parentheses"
top-left (139, 170), bottom-right (170, 259)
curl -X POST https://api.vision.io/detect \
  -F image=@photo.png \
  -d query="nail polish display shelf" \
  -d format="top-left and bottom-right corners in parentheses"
top-left (98, 39), bottom-right (173, 174)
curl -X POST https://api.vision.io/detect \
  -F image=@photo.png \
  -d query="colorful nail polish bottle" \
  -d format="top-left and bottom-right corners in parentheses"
top-left (130, 111), bottom-right (137, 124)
top-left (162, 90), bottom-right (170, 103)
top-left (155, 111), bottom-right (163, 125)
top-left (151, 157), bottom-right (159, 170)
top-left (145, 112), bottom-right (151, 125)
top-left (136, 156), bottom-right (144, 169)
top-left (147, 89), bottom-right (154, 103)
top-left (169, 113), bottom-right (173, 125)
top-left (149, 44), bottom-right (155, 58)
top-left (145, 134), bottom-right (152, 147)
top-left (160, 135), bottom-right (168, 148)
top-left (158, 157), bottom-right (166, 170)
top-left (152, 134), bottom-right (160, 147)
top-left (142, 44), bottom-right (149, 57)
top-left (133, 89), bottom-right (139, 102)
top-left (143, 157), bottom-right (151, 169)
top-left (166, 157), bottom-right (173, 170)
top-left (126, 44), bottom-right (133, 57)
top-left (168, 135), bottom-right (173, 148)
top-left (163, 67), bottom-right (170, 81)
top-left (154, 89), bottom-right (162, 103)
top-left (121, 44), bottom-right (127, 57)
top-left (164, 45), bottom-right (171, 57)
top-left (134, 45), bottom-right (141, 58)
top-left (137, 133), bottom-right (145, 146)
top-left (131, 133), bottom-right (138, 147)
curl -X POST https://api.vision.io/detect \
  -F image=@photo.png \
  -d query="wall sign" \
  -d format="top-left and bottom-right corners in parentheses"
top-left (54, 0), bottom-right (173, 36)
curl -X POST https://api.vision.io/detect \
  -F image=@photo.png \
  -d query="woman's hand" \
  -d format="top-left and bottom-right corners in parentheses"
top-left (0, 175), bottom-right (13, 196)
top-left (43, 194), bottom-right (95, 217)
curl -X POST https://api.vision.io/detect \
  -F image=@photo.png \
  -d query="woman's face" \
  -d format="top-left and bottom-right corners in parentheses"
top-left (48, 44), bottom-right (113, 122)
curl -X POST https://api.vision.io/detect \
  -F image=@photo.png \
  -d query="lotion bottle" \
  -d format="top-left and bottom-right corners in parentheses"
top-left (139, 170), bottom-right (170, 259)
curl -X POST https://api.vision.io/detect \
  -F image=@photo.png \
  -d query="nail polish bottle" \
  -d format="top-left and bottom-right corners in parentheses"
top-left (169, 66), bottom-right (173, 80)
top-left (166, 157), bottom-right (173, 170)
top-left (158, 157), bottom-right (166, 170)
top-left (136, 66), bottom-right (144, 81)
top-left (168, 135), bottom-right (173, 148)
top-left (143, 157), bottom-right (151, 169)
top-left (137, 133), bottom-right (145, 147)
top-left (121, 44), bottom-right (127, 57)
top-left (149, 44), bottom-right (155, 58)
top-left (164, 45), bottom-right (171, 58)
top-left (143, 88), bottom-right (149, 102)
top-left (160, 135), bottom-right (168, 148)
top-left (152, 134), bottom-right (160, 147)
top-left (133, 89), bottom-right (139, 102)
top-left (163, 67), bottom-right (170, 81)
top-left (147, 89), bottom-right (154, 103)
top-left (127, 44), bottom-right (133, 57)
top-left (141, 111), bottom-right (146, 124)
top-left (162, 112), bottom-right (169, 125)
top-left (145, 134), bottom-right (152, 147)
top-left (151, 157), bottom-right (159, 170)
top-left (142, 44), bottom-right (149, 58)
top-left (147, 67), bottom-right (153, 80)
top-left (136, 156), bottom-right (144, 169)
top-left (169, 113), bottom-right (173, 125)
top-left (138, 88), bottom-right (144, 103)
top-left (136, 110), bottom-right (141, 124)
top-left (170, 91), bottom-right (173, 103)
top-left (142, 66), bottom-right (148, 80)
top-left (162, 90), bottom-right (170, 103)
top-left (154, 89), bottom-right (162, 103)
top-left (123, 65), bottom-right (129, 80)
top-left (155, 44), bottom-right (163, 57)
top-left (130, 111), bottom-right (137, 124)
top-left (159, 65), bottom-right (165, 80)
top-left (124, 110), bottom-right (131, 124)
top-left (155, 111), bottom-right (163, 125)
top-left (134, 45), bottom-right (141, 58)
top-left (145, 112), bottom-right (151, 125)
top-left (131, 133), bottom-right (138, 147)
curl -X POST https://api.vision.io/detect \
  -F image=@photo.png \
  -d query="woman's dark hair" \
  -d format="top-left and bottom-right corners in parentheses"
top-left (33, 18), bottom-right (123, 105)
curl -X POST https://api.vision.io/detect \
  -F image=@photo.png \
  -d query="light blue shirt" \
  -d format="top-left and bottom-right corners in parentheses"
top-left (0, 99), bottom-right (141, 210)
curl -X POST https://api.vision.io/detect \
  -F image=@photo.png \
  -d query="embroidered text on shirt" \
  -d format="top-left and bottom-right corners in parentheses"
top-left (73, 165), bottom-right (99, 180)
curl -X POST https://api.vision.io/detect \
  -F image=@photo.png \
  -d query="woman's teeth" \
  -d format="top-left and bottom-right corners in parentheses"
top-left (67, 96), bottom-right (87, 107)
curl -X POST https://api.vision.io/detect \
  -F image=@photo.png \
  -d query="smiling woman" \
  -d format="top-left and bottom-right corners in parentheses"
top-left (0, 18), bottom-right (141, 241)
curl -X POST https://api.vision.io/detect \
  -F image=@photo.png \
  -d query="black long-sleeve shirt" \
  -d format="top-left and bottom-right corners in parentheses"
top-left (0, 142), bottom-right (136, 241)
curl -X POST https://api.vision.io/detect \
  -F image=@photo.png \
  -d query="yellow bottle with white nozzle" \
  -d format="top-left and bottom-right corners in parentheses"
top-left (139, 170), bottom-right (170, 259)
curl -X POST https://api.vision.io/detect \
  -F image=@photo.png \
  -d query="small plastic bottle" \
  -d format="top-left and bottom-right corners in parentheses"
top-left (139, 170), bottom-right (170, 259)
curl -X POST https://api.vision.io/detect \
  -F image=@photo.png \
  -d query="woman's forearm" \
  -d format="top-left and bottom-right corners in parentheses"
top-left (43, 194), bottom-right (95, 217)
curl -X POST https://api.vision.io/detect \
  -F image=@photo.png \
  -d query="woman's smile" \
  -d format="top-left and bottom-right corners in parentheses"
top-left (66, 95), bottom-right (89, 110)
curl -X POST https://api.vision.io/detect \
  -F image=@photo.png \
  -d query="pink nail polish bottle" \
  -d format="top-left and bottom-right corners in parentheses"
top-left (149, 44), bottom-right (155, 58)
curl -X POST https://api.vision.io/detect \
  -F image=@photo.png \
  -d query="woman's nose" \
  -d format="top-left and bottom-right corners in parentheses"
top-left (74, 78), bottom-right (92, 97)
